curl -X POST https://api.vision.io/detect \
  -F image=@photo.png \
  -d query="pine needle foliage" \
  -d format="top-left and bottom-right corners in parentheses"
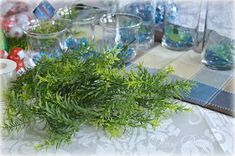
top-left (2, 45), bottom-right (192, 150)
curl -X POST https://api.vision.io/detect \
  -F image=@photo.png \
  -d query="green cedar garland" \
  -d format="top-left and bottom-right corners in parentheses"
top-left (2, 45), bottom-right (192, 150)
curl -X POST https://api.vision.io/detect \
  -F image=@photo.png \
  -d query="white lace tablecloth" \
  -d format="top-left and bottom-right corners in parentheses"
top-left (0, 99), bottom-right (234, 156)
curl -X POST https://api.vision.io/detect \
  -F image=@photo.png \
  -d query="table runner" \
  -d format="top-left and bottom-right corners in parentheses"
top-left (131, 45), bottom-right (234, 116)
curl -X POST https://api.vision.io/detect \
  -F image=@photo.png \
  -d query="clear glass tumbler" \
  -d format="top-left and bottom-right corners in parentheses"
top-left (23, 19), bottom-right (72, 61)
top-left (56, 5), bottom-right (96, 41)
top-left (99, 13), bottom-right (142, 62)
top-left (201, 0), bottom-right (234, 70)
top-left (162, 0), bottom-right (202, 51)
top-left (120, 0), bottom-right (156, 50)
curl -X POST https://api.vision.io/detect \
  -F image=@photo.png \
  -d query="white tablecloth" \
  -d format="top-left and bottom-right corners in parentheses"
top-left (0, 99), bottom-right (234, 156)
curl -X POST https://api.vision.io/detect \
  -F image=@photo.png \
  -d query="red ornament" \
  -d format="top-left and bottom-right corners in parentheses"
top-left (15, 59), bottom-right (26, 75)
top-left (7, 47), bottom-right (27, 74)
top-left (0, 1), bottom-right (31, 37)
top-left (7, 54), bottom-right (26, 73)
top-left (9, 26), bottom-right (23, 38)
top-left (1, 1), bottom-right (29, 18)
top-left (15, 59), bottom-right (25, 70)
top-left (0, 50), bottom-right (8, 58)
top-left (16, 13), bottom-right (30, 25)
top-left (9, 47), bottom-right (25, 59)
top-left (7, 54), bottom-right (20, 62)
top-left (1, 18), bottom-right (17, 32)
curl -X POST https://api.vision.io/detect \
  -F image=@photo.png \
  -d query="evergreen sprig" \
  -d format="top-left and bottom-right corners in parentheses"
top-left (7, 35), bottom-right (28, 51)
top-left (2, 45), bottom-right (192, 150)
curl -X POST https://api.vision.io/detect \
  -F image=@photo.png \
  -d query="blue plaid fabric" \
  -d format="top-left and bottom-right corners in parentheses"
top-left (130, 45), bottom-right (234, 116)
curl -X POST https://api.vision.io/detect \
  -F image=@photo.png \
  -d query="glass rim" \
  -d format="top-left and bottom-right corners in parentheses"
top-left (56, 5), bottom-right (97, 24)
top-left (99, 13), bottom-right (142, 30)
top-left (23, 19), bottom-right (71, 38)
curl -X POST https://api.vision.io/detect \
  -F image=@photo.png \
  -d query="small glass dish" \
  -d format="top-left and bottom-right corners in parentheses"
top-left (23, 18), bottom-right (72, 61)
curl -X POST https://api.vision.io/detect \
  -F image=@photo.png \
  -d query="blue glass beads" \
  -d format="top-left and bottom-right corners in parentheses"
top-left (155, 1), bottom-right (178, 29)
top-left (203, 43), bottom-right (234, 70)
top-left (116, 43), bottom-right (136, 63)
top-left (125, 2), bottom-right (154, 23)
top-left (123, 2), bottom-right (154, 45)
top-left (162, 24), bottom-right (193, 50)
top-left (32, 37), bottom-right (89, 62)
top-left (155, 2), bottom-right (164, 28)
top-left (65, 37), bottom-right (88, 50)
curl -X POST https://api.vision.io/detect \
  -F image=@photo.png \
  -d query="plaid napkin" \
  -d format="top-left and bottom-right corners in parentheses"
top-left (132, 45), bottom-right (234, 116)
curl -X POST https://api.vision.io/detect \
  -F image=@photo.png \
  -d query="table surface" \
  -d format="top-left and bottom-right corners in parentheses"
top-left (1, 43), bottom-right (234, 156)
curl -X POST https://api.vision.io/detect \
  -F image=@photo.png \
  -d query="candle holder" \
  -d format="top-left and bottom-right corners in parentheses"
top-left (56, 5), bottom-right (97, 42)
top-left (120, 0), bottom-right (156, 50)
top-left (99, 13), bottom-right (142, 62)
top-left (162, 0), bottom-right (202, 51)
top-left (201, 1), bottom-right (234, 70)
